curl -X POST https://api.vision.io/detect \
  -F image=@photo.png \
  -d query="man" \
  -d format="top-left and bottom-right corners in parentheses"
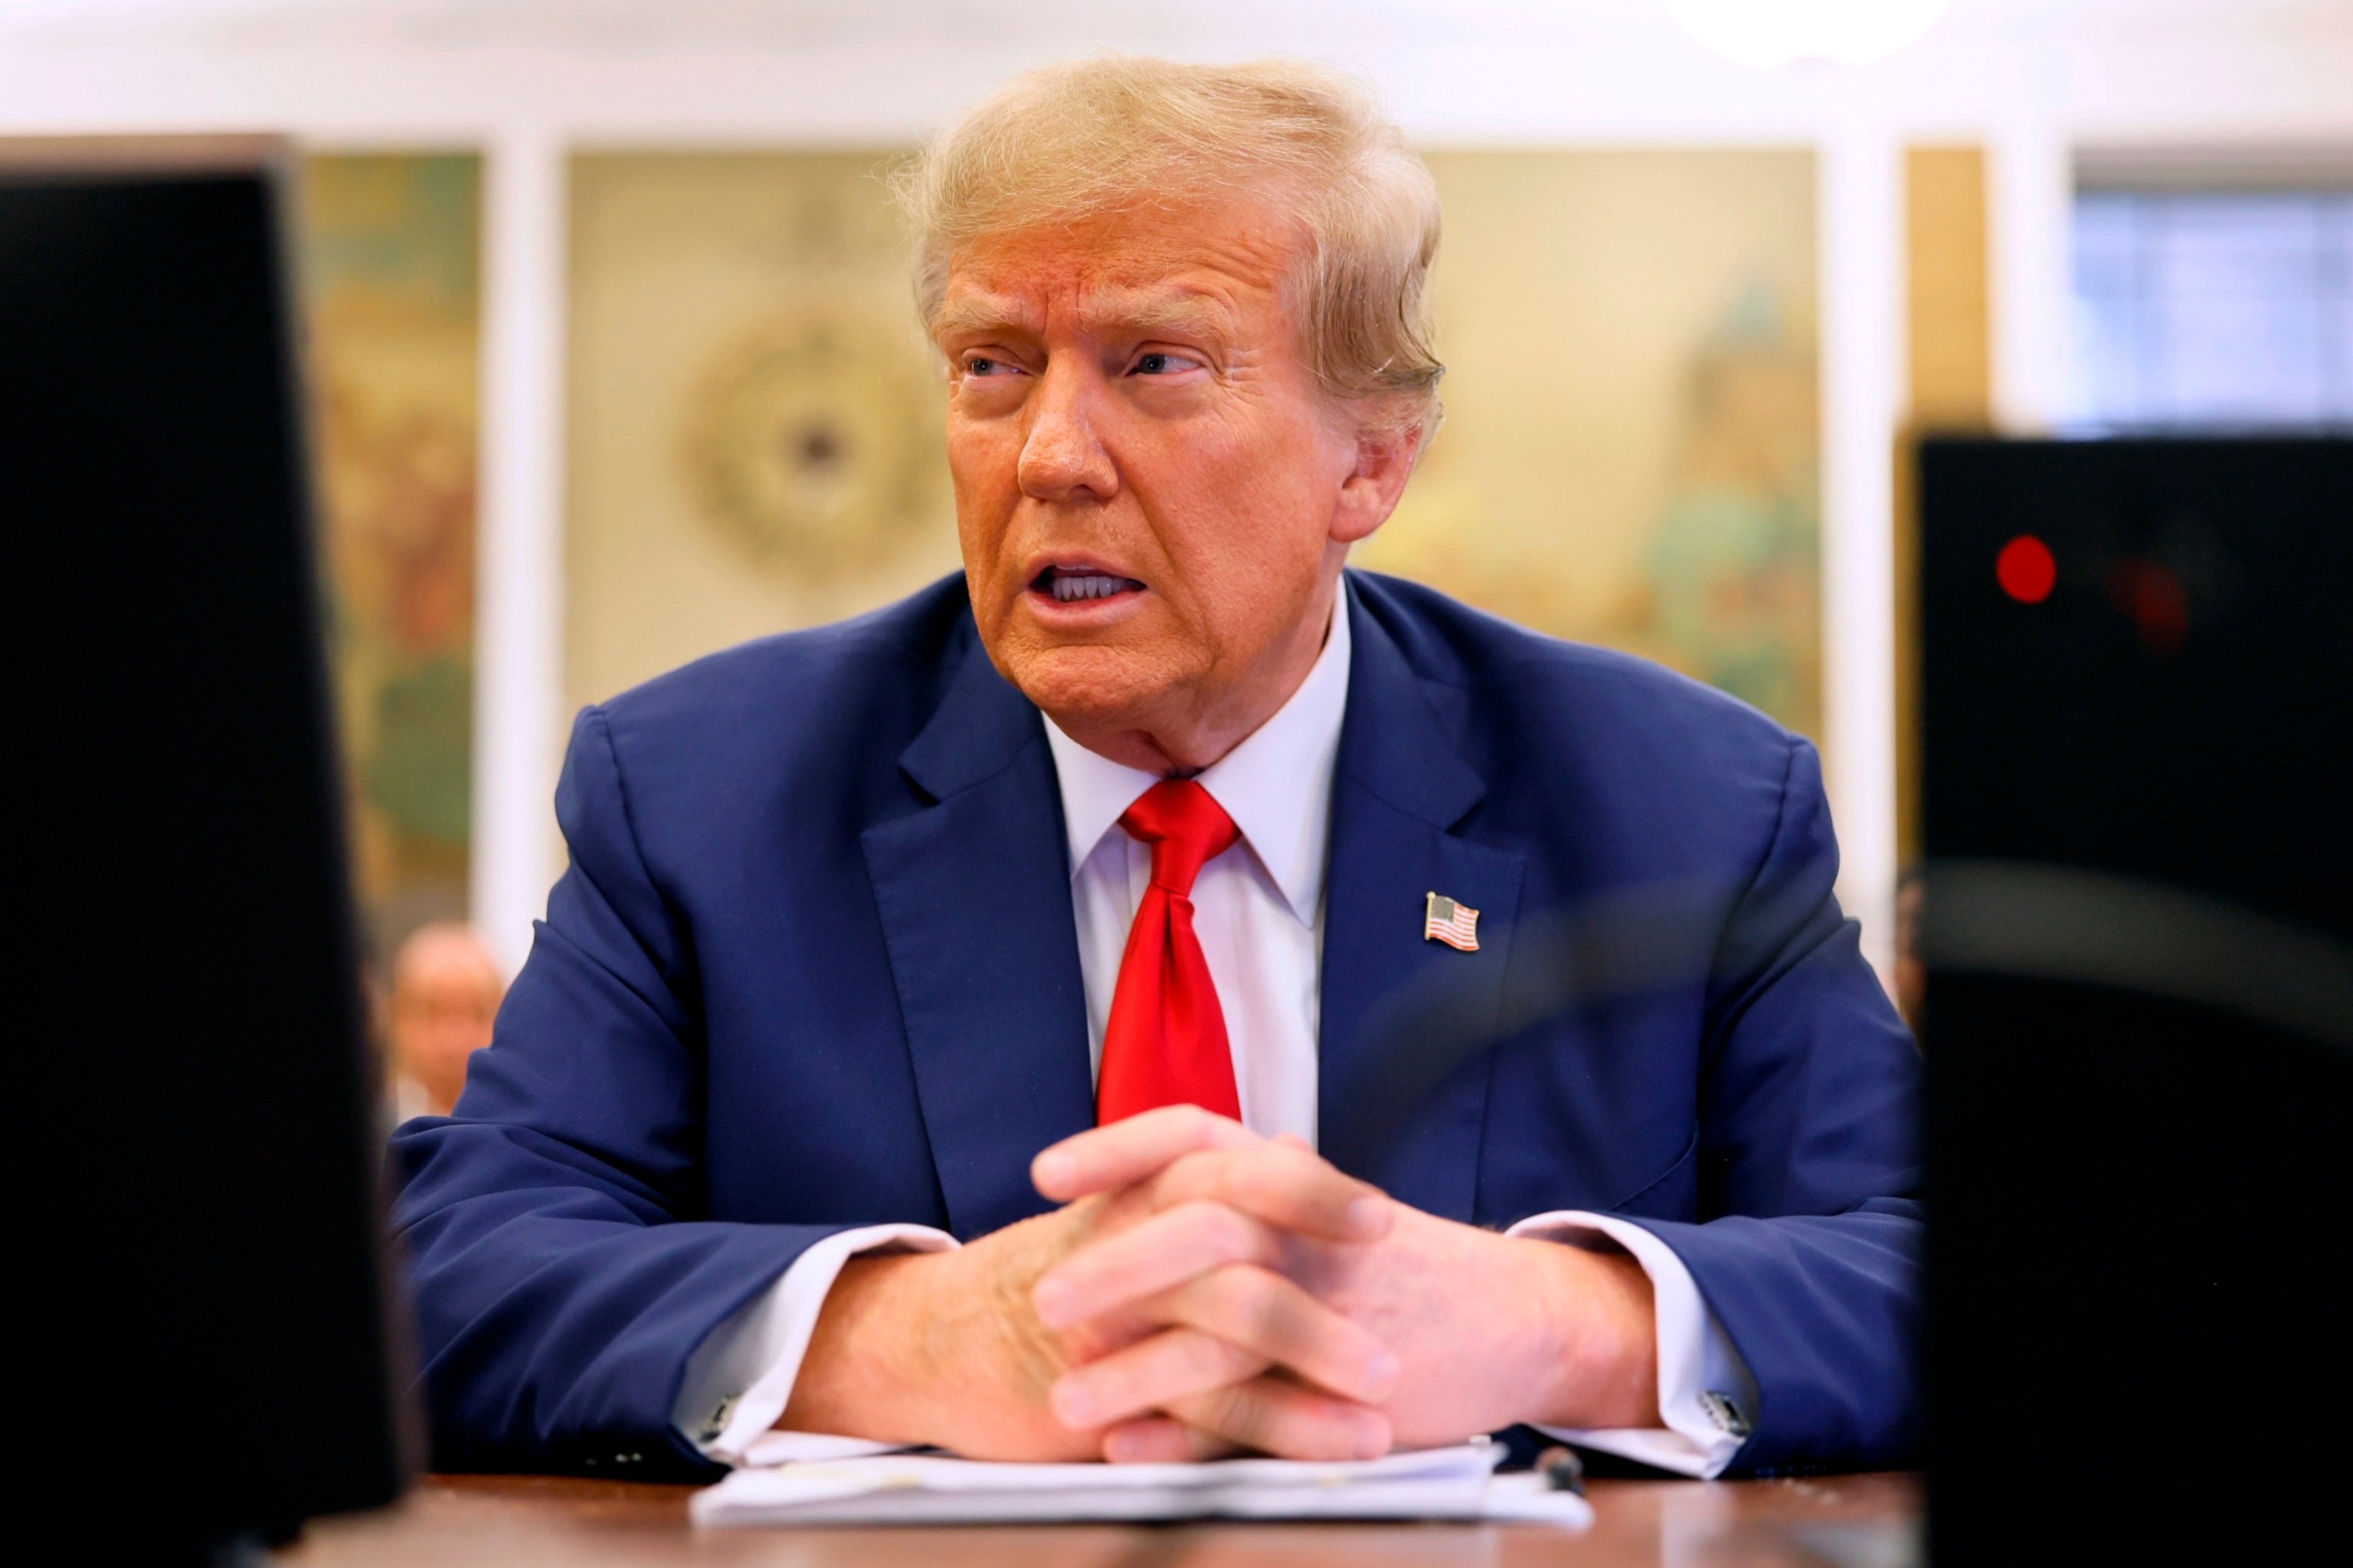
top-left (386, 922), bottom-right (505, 1122)
top-left (394, 57), bottom-right (1919, 1479)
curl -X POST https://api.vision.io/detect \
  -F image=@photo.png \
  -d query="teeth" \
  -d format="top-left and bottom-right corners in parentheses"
top-left (1049, 573), bottom-right (1128, 603)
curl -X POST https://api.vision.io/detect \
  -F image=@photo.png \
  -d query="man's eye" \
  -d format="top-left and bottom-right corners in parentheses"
top-left (967, 356), bottom-right (999, 375)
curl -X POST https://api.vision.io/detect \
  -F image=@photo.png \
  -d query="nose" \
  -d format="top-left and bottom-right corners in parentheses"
top-left (1016, 359), bottom-right (1119, 504)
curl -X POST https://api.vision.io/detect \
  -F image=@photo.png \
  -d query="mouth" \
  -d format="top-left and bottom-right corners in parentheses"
top-left (1029, 563), bottom-right (1147, 608)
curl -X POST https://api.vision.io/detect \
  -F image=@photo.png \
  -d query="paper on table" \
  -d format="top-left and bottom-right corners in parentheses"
top-left (691, 1439), bottom-right (1593, 1528)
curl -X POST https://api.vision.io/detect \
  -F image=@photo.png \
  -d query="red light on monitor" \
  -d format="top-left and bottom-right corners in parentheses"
top-left (2109, 558), bottom-right (2189, 653)
top-left (1996, 535), bottom-right (2057, 604)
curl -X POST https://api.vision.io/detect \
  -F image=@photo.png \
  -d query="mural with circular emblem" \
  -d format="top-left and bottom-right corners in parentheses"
top-left (679, 310), bottom-right (945, 578)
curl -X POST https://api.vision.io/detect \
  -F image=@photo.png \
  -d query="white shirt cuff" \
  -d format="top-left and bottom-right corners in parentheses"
top-left (671, 1223), bottom-right (959, 1466)
top-left (1504, 1210), bottom-right (1759, 1478)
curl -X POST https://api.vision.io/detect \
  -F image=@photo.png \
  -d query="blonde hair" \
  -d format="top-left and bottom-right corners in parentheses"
top-left (896, 55), bottom-right (1444, 433)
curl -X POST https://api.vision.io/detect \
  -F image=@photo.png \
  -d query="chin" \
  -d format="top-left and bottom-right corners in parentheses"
top-left (1001, 641), bottom-right (1173, 729)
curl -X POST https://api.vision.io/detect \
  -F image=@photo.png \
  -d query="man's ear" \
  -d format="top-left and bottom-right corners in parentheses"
top-left (1329, 420), bottom-right (1427, 546)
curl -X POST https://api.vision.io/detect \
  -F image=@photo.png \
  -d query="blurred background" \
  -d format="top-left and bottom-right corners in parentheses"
top-left (4, 0), bottom-right (2346, 997)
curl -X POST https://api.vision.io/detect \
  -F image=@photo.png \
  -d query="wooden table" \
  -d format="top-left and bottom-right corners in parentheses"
top-left (279, 1471), bottom-right (1922, 1566)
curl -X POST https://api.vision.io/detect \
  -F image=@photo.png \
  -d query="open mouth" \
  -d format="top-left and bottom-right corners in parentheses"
top-left (1032, 565), bottom-right (1146, 605)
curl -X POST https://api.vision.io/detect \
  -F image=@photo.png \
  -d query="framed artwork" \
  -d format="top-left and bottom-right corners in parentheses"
top-left (565, 151), bottom-right (957, 712)
top-left (1363, 149), bottom-right (1821, 740)
top-left (298, 152), bottom-right (481, 964)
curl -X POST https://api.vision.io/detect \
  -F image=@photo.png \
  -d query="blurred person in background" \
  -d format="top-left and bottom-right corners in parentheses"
top-left (388, 923), bottom-right (503, 1122)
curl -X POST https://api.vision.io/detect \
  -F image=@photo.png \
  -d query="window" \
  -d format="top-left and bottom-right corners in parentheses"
top-left (2073, 185), bottom-right (2351, 430)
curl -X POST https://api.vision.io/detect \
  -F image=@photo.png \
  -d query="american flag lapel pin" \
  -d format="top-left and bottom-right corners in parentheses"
top-left (1423, 892), bottom-right (1480, 952)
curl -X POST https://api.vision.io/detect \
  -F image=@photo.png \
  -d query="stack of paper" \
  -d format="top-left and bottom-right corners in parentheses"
top-left (692, 1439), bottom-right (1592, 1528)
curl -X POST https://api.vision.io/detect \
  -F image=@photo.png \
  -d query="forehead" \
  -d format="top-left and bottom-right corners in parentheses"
top-left (937, 197), bottom-right (1306, 338)
top-left (398, 938), bottom-right (498, 996)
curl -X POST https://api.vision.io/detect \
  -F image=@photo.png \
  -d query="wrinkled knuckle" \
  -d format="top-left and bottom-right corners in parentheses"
top-left (1203, 1384), bottom-right (1269, 1451)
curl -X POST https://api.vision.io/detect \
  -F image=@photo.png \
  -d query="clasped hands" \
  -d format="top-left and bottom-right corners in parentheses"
top-left (780, 1106), bottom-right (1660, 1462)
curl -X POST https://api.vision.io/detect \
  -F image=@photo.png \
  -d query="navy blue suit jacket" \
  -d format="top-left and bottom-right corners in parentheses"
top-left (391, 571), bottom-right (1922, 1478)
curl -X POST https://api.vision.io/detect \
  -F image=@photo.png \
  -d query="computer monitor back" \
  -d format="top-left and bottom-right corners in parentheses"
top-left (1919, 436), bottom-right (2353, 1556)
top-left (8, 147), bottom-right (414, 1555)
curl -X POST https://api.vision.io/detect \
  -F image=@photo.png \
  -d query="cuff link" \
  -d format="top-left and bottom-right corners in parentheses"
top-left (1700, 1390), bottom-right (1753, 1438)
top-left (1534, 1445), bottom-right (1587, 1495)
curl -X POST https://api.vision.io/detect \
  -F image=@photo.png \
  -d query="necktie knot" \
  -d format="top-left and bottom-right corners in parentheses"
top-left (1118, 780), bottom-right (1239, 897)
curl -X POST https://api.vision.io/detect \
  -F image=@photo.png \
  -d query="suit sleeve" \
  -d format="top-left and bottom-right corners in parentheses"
top-left (389, 706), bottom-right (859, 1477)
top-left (1613, 735), bottom-right (1923, 1475)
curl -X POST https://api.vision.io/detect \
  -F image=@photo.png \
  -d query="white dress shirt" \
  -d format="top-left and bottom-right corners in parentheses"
top-left (676, 585), bottom-right (1758, 1476)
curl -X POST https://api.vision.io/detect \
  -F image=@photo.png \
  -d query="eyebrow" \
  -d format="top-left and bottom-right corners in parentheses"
top-left (932, 290), bottom-right (1236, 350)
top-left (931, 296), bottom-right (1039, 344)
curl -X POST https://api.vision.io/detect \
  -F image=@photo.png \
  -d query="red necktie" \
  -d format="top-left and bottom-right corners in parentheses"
top-left (1096, 780), bottom-right (1242, 1124)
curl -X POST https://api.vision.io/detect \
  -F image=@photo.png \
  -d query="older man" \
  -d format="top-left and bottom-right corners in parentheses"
top-left (386, 923), bottom-right (505, 1122)
top-left (394, 58), bottom-right (1919, 1479)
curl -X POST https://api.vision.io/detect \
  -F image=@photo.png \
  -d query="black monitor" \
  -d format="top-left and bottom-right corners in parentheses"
top-left (8, 144), bottom-right (414, 1555)
top-left (1918, 437), bottom-right (2353, 1557)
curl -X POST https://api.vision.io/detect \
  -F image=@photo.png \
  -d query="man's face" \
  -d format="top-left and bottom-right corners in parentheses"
top-left (938, 197), bottom-right (1399, 767)
top-left (391, 946), bottom-right (499, 1102)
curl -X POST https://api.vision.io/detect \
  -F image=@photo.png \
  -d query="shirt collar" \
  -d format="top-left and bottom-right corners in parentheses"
top-left (1042, 584), bottom-right (1353, 926)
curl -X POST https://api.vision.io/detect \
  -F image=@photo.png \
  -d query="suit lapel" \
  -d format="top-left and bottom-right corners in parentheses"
top-left (862, 629), bottom-right (1095, 1240)
top-left (1318, 585), bottom-right (1526, 1223)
